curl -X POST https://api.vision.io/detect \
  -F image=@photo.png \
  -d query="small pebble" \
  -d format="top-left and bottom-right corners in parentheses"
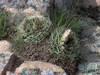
top-left (63, 72), bottom-right (67, 75)
top-left (91, 46), bottom-right (95, 51)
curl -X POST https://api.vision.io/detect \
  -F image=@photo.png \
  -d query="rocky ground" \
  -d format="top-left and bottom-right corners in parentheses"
top-left (0, 0), bottom-right (68, 75)
top-left (0, 0), bottom-right (100, 75)
top-left (0, 41), bottom-right (67, 74)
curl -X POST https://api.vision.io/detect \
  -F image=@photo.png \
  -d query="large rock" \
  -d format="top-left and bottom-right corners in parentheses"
top-left (0, 40), bottom-right (15, 75)
top-left (77, 18), bottom-right (100, 75)
top-left (83, 0), bottom-right (100, 8)
top-left (15, 61), bottom-right (65, 73)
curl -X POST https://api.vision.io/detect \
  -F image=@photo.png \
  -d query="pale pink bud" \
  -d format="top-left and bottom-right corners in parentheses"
top-left (25, 19), bottom-right (28, 22)
top-left (62, 46), bottom-right (65, 50)
top-left (33, 22), bottom-right (36, 26)
top-left (65, 35), bottom-right (68, 39)
top-left (68, 30), bottom-right (72, 35)
top-left (60, 42), bottom-right (64, 45)
top-left (68, 29), bottom-right (71, 33)
top-left (34, 17), bottom-right (39, 22)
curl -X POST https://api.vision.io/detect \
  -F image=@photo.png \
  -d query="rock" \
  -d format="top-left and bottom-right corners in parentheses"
top-left (82, 18), bottom-right (97, 36)
top-left (7, 69), bottom-right (67, 75)
top-left (82, 25), bottom-right (97, 37)
top-left (96, 26), bottom-right (100, 33)
top-left (5, 8), bottom-right (26, 27)
top-left (63, 72), bottom-right (67, 75)
top-left (86, 63), bottom-right (98, 71)
top-left (40, 3), bottom-right (50, 17)
top-left (50, 0), bottom-right (72, 10)
top-left (41, 69), bottom-right (53, 75)
top-left (84, 17), bottom-right (96, 25)
top-left (2, 3), bottom-right (39, 16)
top-left (22, 7), bottom-right (37, 15)
top-left (83, 0), bottom-right (100, 8)
top-left (0, 40), bottom-right (12, 54)
top-left (41, 69), bottom-right (67, 75)
top-left (2, 5), bottom-right (18, 13)
top-left (0, 0), bottom-right (5, 5)
top-left (6, 71), bottom-right (15, 75)
top-left (27, 0), bottom-right (50, 17)
top-left (76, 72), bottom-right (83, 75)
top-left (1, 54), bottom-right (15, 75)
top-left (77, 17), bottom-right (100, 75)
top-left (83, 73), bottom-right (93, 75)
top-left (15, 61), bottom-right (65, 73)
top-left (92, 72), bottom-right (98, 75)
top-left (27, 0), bottom-right (44, 10)
top-left (77, 72), bottom-right (98, 75)
top-left (0, 40), bottom-right (15, 75)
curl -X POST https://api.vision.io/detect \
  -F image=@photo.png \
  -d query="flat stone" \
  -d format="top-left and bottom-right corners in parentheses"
top-left (0, 53), bottom-right (15, 75)
top-left (15, 61), bottom-right (65, 73)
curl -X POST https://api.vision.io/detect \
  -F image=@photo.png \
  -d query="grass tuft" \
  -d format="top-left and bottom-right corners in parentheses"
top-left (10, 32), bottom-right (24, 54)
top-left (0, 6), bottom-right (10, 39)
top-left (50, 6), bottom-right (86, 35)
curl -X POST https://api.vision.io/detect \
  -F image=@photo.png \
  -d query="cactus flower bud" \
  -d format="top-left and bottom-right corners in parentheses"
top-left (33, 26), bottom-right (37, 30)
top-left (60, 42), bottom-right (64, 45)
top-left (30, 28), bottom-right (33, 32)
top-left (25, 19), bottom-right (28, 22)
top-left (23, 23), bottom-right (25, 26)
top-left (34, 17), bottom-right (39, 22)
top-left (61, 46), bottom-right (65, 50)
top-left (33, 22), bottom-right (36, 26)
top-left (25, 28), bottom-right (28, 32)
top-left (23, 26), bottom-right (25, 30)
top-left (25, 28), bottom-right (29, 32)
top-left (61, 29), bottom-right (72, 43)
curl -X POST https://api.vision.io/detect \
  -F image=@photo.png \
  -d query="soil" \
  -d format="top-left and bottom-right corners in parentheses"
top-left (11, 40), bottom-right (79, 75)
